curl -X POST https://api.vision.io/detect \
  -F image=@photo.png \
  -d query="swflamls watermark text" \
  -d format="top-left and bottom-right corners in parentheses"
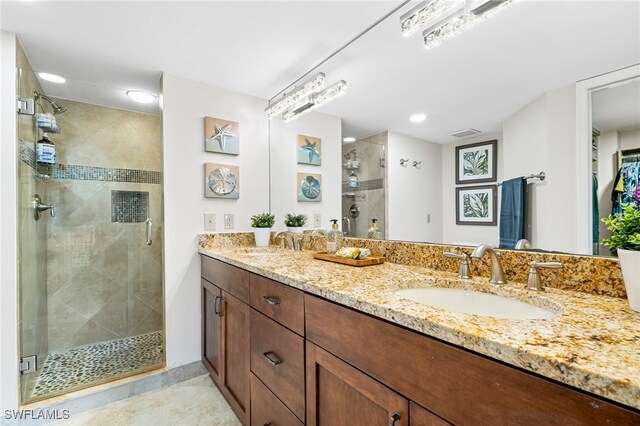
top-left (4, 409), bottom-right (70, 420)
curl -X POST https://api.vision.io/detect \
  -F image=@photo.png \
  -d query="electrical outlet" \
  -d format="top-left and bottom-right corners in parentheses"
top-left (427, 213), bottom-right (431, 224)
top-left (224, 213), bottom-right (234, 230)
top-left (314, 214), bottom-right (322, 228)
top-left (204, 213), bottom-right (216, 231)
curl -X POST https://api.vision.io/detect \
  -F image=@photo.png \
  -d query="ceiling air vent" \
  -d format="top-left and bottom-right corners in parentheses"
top-left (450, 128), bottom-right (481, 139)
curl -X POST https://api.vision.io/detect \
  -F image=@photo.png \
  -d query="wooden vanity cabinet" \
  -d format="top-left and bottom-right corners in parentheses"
top-left (201, 256), bottom-right (250, 425)
top-left (306, 342), bottom-right (409, 426)
top-left (305, 294), bottom-right (640, 425)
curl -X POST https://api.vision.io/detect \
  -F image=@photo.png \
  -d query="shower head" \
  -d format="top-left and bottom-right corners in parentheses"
top-left (34, 91), bottom-right (67, 115)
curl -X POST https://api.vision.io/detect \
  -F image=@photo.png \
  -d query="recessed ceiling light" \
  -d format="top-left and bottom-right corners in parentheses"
top-left (343, 137), bottom-right (356, 142)
top-left (38, 72), bottom-right (66, 84)
top-left (410, 113), bottom-right (426, 123)
top-left (126, 90), bottom-right (156, 104)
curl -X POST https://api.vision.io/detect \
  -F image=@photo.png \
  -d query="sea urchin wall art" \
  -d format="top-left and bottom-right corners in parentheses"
top-left (297, 134), bottom-right (321, 166)
top-left (204, 116), bottom-right (239, 155)
top-left (205, 163), bottom-right (239, 199)
top-left (297, 173), bottom-right (322, 202)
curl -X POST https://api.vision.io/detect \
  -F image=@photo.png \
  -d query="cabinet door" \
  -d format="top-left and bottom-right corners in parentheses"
top-left (409, 402), bottom-right (451, 426)
top-left (306, 342), bottom-right (408, 426)
top-left (202, 279), bottom-right (222, 384)
top-left (221, 290), bottom-right (250, 425)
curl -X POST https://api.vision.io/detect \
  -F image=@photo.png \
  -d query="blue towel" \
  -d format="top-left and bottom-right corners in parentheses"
top-left (499, 177), bottom-right (527, 249)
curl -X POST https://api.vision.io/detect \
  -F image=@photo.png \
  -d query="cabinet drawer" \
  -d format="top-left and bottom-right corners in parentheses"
top-left (249, 274), bottom-right (304, 335)
top-left (410, 402), bottom-right (451, 426)
top-left (250, 309), bottom-right (305, 421)
top-left (305, 294), bottom-right (639, 425)
top-left (251, 374), bottom-right (303, 426)
top-left (201, 255), bottom-right (249, 303)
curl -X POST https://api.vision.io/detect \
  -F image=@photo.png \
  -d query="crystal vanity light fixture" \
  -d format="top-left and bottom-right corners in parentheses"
top-left (282, 80), bottom-right (347, 123)
top-left (400, 0), bottom-right (464, 37)
top-left (423, 0), bottom-right (514, 49)
top-left (265, 72), bottom-right (326, 119)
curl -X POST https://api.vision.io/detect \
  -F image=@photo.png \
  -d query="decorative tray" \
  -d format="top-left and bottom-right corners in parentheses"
top-left (313, 252), bottom-right (385, 267)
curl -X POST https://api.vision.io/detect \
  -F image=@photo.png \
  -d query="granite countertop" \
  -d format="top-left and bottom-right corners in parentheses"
top-left (198, 246), bottom-right (640, 410)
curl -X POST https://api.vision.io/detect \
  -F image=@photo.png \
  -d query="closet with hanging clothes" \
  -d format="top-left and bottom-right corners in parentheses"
top-left (612, 148), bottom-right (640, 216)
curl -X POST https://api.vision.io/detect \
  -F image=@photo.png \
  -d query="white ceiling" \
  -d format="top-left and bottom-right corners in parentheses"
top-left (1, 1), bottom-right (399, 114)
top-left (2, 1), bottom-right (639, 141)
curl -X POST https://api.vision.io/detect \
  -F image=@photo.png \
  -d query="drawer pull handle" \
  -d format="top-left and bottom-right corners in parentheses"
top-left (389, 413), bottom-right (401, 426)
top-left (261, 295), bottom-right (281, 305)
top-left (263, 351), bottom-right (282, 365)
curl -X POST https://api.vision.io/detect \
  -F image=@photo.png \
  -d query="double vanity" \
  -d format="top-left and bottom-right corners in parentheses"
top-left (198, 233), bottom-right (639, 425)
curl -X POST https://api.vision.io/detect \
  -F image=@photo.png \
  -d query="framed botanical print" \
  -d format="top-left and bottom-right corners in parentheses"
top-left (456, 185), bottom-right (497, 226)
top-left (455, 140), bottom-right (497, 184)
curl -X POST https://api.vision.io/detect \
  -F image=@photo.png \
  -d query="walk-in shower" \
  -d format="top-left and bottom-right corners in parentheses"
top-left (16, 45), bottom-right (164, 404)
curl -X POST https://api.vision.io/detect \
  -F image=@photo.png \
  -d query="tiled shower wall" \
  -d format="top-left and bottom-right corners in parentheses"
top-left (43, 99), bottom-right (163, 352)
top-left (342, 132), bottom-right (387, 238)
top-left (17, 42), bottom-right (48, 379)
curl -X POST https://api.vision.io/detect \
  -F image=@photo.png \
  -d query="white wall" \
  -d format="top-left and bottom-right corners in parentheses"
top-left (620, 128), bottom-right (640, 149)
top-left (387, 132), bottom-right (442, 243)
top-left (269, 112), bottom-right (341, 231)
top-left (0, 30), bottom-right (19, 411)
top-left (597, 131), bottom-right (619, 254)
top-left (502, 84), bottom-right (577, 252)
top-left (441, 133), bottom-right (503, 246)
top-left (162, 74), bottom-right (269, 368)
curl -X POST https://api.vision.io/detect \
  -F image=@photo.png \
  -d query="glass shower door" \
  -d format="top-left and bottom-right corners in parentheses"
top-left (17, 64), bottom-right (165, 404)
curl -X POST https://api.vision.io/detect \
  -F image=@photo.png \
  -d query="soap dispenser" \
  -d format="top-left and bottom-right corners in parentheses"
top-left (327, 219), bottom-right (344, 255)
top-left (367, 218), bottom-right (381, 240)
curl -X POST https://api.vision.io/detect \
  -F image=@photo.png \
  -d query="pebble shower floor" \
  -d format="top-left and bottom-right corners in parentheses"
top-left (31, 331), bottom-right (163, 399)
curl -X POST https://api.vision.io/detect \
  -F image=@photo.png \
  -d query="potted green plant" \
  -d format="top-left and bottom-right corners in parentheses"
top-left (284, 213), bottom-right (307, 233)
top-left (251, 212), bottom-right (275, 247)
top-left (602, 204), bottom-right (640, 312)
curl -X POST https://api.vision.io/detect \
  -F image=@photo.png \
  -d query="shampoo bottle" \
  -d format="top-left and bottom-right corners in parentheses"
top-left (327, 219), bottom-right (344, 255)
top-left (36, 133), bottom-right (56, 165)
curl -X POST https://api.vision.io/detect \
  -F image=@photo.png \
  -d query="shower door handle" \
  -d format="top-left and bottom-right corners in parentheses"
top-left (146, 218), bottom-right (153, 246)
top-left (342, 217), bottom-right (350, 236)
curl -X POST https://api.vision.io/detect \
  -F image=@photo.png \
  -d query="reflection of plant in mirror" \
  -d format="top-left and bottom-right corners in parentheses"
top-left (463, 193), bottom-right (489, 218)
top-left (284, 213), bottom-right (307, 227)
top-left (463, 149), bottom-right (489, 176)
top-left (602, 204), bottom-right (640, 251)
top-left (251, 212), bottom-right (275, 228)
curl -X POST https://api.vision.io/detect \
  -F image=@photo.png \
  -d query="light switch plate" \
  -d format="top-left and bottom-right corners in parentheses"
top-left (427, 213), bottom-right (431, 224)
top-left (314, 214), bottom-right (322, 228)
top-left (224, 213), bottom-right (234, 230)
top-left (204, 213), bottom-right (216, 231)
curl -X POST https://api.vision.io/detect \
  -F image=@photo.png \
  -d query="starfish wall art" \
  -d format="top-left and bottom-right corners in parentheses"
top-left (204, 116), bottom-right (240, 155)
top-left (297, 134), bottom-right (321, 166)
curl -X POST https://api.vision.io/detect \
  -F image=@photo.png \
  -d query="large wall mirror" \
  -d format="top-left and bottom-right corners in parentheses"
top-left (269, 0), bottom-right (640, 257)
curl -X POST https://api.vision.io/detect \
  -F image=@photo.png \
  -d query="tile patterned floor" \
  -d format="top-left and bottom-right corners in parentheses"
top-left (50, 375), bottom-right (240, 426)
top-left (32, 332), bottom-right (163, 399)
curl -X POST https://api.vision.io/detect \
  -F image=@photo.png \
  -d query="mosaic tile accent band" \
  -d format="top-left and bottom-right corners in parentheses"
top-left (31, 331), bottom-right (164, 399)
top-left (19, 142), bottom-right (162, 185)
top-left (342, 178), bottom-right (384, 192)
top-left (111, 190), bottom-right (150, 223)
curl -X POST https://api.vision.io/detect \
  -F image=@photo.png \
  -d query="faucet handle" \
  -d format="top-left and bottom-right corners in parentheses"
top-left (443, 251), bottom-right (472, 279)
top-left (526, 261), bottom-right (563, 291)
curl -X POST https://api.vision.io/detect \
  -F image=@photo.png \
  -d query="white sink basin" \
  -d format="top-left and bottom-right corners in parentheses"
top-left (395, 288), bottom-right (559, 320)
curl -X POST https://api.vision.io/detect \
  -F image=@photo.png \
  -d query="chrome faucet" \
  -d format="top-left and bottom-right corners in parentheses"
top-left (471, 244), bottom-right (506, 285)
top-left (526, 260), bottom-right (563, 291)
top-left (274, 231), bottom-right (293, 249)
top-left (443, 251), bottom-right (472, 279)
